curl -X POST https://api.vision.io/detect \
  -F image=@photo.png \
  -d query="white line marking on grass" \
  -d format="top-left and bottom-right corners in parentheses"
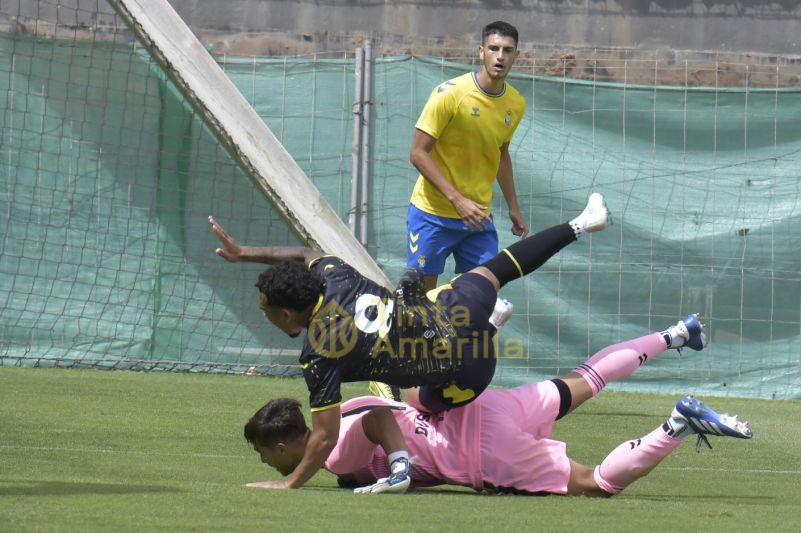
top-left (663, 466), bottom-right (801, 475)
top-left (0, 444), bottom-right (248, 459)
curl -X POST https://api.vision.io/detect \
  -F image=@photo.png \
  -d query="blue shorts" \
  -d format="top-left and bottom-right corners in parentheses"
top-left (406, 204), bottom-right (499, 275)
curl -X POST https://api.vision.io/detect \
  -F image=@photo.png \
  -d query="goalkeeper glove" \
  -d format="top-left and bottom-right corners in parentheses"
top-left (353, 457), bottom-right (412, 494)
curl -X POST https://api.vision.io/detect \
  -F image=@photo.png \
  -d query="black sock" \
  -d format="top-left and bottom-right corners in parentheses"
top-left (480, 223), bottom-right (576, 288)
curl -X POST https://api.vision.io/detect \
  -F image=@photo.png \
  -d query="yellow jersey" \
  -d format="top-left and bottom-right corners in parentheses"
top-left (410, 72), bottom-right (526, 219)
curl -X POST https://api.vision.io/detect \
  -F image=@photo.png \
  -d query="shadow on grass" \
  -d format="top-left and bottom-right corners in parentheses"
top-left (625, 493), bottom-right (776, 503)
top-left (569, 411), bottom-right (658, 419)
top-left (0, 479), bottom-right (178, 497)
top-left (374, 489), bottom-right (778, 503)
top-left (306, 485), bottom-right (779, 502)
top-left (299, 484), bottom-right (483, 496)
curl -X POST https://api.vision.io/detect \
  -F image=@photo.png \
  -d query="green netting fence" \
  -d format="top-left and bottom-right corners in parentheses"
top-left (1, 30), bottom-right (800, 399)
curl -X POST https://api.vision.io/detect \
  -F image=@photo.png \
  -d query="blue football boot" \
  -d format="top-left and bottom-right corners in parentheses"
top-left (665, 396), bottom-right (753, 452)
top-left (664, 313), bottom-right (707, 351)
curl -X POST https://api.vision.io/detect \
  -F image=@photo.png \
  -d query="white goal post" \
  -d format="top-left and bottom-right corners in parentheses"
top-left (106, 0), bottom-right (391, 287)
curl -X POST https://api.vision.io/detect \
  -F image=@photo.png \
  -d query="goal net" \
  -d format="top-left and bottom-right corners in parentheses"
top-left (0, 0), bottom-right (385, 375)
top-left (2, 1), bottom-right (800, 399)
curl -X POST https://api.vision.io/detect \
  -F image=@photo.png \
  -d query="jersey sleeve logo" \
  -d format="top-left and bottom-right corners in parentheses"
top-left (437, 80), bottom-right (456, 93)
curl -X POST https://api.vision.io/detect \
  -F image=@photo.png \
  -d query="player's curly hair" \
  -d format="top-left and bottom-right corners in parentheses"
top-left (482, 20), bottom-right (518, 46)
top-left (255, 261), bottom-right (323, 311)
top-left (244, 398), bottom-right (309, 448)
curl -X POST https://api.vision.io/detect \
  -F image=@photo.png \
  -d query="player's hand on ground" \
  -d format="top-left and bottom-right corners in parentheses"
top-left (509, 208), bottom-right (529, 238)
top-left (452, 196), bottom-right (491, 231)
top-left (244, 480), bottom-right (292, 490)
top-left (208, 215), bottom-right (244, 262)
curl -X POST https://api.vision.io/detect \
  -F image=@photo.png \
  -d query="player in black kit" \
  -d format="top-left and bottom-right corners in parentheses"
top-left (208, 193), bottom-right (609, 489)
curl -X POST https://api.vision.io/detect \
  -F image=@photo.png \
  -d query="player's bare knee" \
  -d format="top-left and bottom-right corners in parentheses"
top-left (361, 407), bottom-right (390, 434)
top-left (559, 372), bottom-right (593, 413)
top-left (566, 461), bottom-right (611, 497)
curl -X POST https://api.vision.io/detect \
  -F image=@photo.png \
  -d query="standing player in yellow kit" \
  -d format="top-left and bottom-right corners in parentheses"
top-left (372, 21), bottom-right (530, 402)
top-left (407, 20), bottom-right (528, 328)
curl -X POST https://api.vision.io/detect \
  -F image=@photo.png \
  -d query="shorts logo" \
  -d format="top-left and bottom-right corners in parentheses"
top-left (409, 231), bottom-right (420, 253)
top-left (417, 255), bottom-right (426, 268)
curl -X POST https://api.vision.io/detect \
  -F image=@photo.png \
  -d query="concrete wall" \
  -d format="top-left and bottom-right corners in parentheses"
top-left (166, 0), bottom-right (801, 56)
top-left (5, 1), bottom-right (799, 84)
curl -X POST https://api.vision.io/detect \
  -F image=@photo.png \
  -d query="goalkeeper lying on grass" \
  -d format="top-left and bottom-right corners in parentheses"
top-left (243, 316), bottom-right (753, 494)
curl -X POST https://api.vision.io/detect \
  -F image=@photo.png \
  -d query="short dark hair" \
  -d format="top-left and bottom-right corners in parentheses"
top-left (255, 261), bottom-right (323, 312)
top-left (244, 398), bottom-right (309, 448)
top-left (481, 21), bottom-right (519, 46)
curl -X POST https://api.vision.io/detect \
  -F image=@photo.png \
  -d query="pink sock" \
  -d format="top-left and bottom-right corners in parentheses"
top-left (593, 426), bottom-right (682, 494)
top-left (573, 333), bottom-right (667, 395)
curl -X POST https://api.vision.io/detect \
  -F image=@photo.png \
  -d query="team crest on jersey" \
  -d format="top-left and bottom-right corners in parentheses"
top-left (471, 107), bottom-right (480, 117)
top-left (505, 109), bottom-right (513, 126)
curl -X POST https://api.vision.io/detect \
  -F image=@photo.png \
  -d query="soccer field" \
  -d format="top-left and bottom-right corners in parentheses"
top-left (1, 368), bottom-right (799, 532)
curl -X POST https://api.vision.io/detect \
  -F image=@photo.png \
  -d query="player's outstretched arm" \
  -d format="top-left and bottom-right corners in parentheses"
top-left (208, 215), bottom-right (323, 266)
top-left (282, 406), bottom-right (341, 489)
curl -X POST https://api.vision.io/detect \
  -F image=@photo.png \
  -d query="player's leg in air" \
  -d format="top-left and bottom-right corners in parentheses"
top-left (477, 318), bottom-right (751, 496)
top-left (557, 312), bottom-right (708, 416)
top-left (477, 313), bottom-right (709, 441)
top-left (547, 313), bottom-right (738, 495)
top-left (483, 192), bottom-right (611, 328)
top-left (469, 192), bottom-right (610, 295)
top-left (405, 193), bottom-right (612, 413)
top-left (567, 395), bottom-right (753, 496)
top-left (488, 314), bottom-right (707, 442)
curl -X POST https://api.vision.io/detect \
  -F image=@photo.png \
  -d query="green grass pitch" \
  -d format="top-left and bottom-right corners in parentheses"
top-left (1, 367), bottom-right (799, 532)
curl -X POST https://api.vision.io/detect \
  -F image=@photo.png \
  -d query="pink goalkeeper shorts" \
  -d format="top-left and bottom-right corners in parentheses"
top-left (478, 380), bottom-right (571, 495)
